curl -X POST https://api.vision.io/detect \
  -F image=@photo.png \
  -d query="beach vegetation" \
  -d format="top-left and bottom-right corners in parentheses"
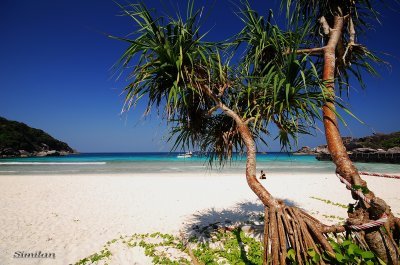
top-left (75, 229), bottom-right (263, 265)
top-left (111, 0), bottom-right (400, 263)
top-left (354, 132), bottom-right (400, 150)
top-left (284, 1), bottom-right (400, 262)
top-left (310, 197), bottom-right (348, 209)
top-left (75, 248), bottom-right (112, 265)
top-left (322, 214), bottom-right (345, 222)
top-left (288, 235), bottom-right (386, 265)
top-left (75, 229), bottom-right (386, 265)
top-left (192, 228), bottom-right (263, 265)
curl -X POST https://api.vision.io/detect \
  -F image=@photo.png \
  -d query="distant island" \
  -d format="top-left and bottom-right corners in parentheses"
top-left (0, 117), bottom-right (76, 158)
top-left (295, 132), bottom-right (400, 164)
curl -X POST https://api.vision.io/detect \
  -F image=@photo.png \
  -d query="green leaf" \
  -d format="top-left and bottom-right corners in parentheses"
top-left (287, 249), bottom-right (296, 261)
top-left (361, 251), bottom-right (375, 259)
top-left (347, 243), bottom-right (357, 256)
top-left (307, 248), bottom-right (316, 257)
top-left (330, 241), bottom-right (341, 253)
top-left (341, 240), bottom-right (352, 247)
top-left (335, 253), bottom-right (344, 262)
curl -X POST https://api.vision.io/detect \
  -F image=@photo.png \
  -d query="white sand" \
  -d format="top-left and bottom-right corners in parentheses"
top-left (0, 172), bottom-right (399, 265)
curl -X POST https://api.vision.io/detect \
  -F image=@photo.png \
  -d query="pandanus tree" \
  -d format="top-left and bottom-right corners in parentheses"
top-left (280, 0), bottom-right (400, 263)
top-left (112, 1), bottom-right (399, 264)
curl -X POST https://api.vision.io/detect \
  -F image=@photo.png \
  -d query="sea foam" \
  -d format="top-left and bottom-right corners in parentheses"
top-left (0, 162), bottom-right (106, 165)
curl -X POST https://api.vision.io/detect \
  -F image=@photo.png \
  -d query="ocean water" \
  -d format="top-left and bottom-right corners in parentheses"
top-left (0, 152), bottom-right (399, 175)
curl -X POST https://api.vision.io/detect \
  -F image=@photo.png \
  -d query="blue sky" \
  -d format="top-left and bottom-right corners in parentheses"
top-left (1, 0), bottom-right (399, 152)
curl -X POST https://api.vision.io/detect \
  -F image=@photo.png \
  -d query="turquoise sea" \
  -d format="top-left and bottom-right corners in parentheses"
top-left (0, 152), bottom-right (399, 175)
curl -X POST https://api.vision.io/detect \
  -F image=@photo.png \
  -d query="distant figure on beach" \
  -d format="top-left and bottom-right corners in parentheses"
top-left (260, 170), bottom-right (266, 179)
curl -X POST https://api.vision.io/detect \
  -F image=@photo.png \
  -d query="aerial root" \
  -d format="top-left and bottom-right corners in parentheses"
top-left (394, 216), bottom-right (400, 234)
top-left (263, 205), bottom-right (341, 264)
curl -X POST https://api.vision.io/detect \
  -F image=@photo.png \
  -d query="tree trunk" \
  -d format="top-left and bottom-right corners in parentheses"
top-left (321, 16), bottom-right (399, 264)
top-left (322, 17), bottom-right (362, 187)
top-left (226, 114), bottom-right (281, 264)
top-left (236, 123), bottom-right (279, 208)
top-left (216, 101), bottom-right (278, 209)
top-left (234, 121), bottom-right (337, 265)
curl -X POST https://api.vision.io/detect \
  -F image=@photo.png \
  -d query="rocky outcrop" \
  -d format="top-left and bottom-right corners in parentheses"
top-left (295, 132), bottom-right (400, 164)
top-left (293, 146), bottom-right (315, 155)
top-left (0, 117), bottom-right (76, 158)
top-left (316, 151), bottom-right (400, 164)
top-left (315, 145), bottom-right (329, 154)
top-left (294, 144), bottom-right (329, 155)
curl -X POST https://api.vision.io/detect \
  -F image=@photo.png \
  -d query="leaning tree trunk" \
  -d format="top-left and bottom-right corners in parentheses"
top-left (229, 117), bottom-right (340, 264)
top-left (321, 15), bottom-right (399, 264)
top-left (200, 88), bottom-right (346, 264)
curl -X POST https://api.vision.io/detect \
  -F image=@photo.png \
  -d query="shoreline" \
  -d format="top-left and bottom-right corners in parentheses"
top-left (0, 172), bottom-right (399, 264)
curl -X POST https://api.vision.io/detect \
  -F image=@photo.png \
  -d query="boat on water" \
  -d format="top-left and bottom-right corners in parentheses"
top-left (177, 151), bottom-right (192, 158)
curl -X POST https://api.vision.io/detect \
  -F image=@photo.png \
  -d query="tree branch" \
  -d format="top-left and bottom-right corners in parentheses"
top-left (206, 105), bottom-right (219, 116)
top-left (319, 16), bottom-right (331, 35)
top-left (342, 17), bottom-right (356, 65)
top-left (200, 83), bottom-right (244, 126)
top-left (348, 17), bottom-right (356, 44)
top-left (217, 82), bottom-right (230, 98)
top-left (284, 47), bottom-right (325, 56)
top-left (244, 117), bottom-right (256, 125)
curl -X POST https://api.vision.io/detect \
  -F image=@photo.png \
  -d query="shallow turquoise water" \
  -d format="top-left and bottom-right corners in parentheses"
top-left (0, 152), bottom-right (399, 175)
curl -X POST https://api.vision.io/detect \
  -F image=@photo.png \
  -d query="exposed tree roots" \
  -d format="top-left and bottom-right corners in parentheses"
top-left (263, 202), bottom-right (333, 265)
top-left (262, 200), bottom-right (400, 264)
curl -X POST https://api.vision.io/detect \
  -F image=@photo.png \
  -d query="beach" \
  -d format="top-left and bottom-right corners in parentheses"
top-left (1, 171), bottom-right (399, 265)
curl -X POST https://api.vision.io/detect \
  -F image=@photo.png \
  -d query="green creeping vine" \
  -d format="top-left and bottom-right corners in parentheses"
top-left (75, 228), bottom-right (263, 265)
top-left (310, 197), bottom-right (348, 209)
top-left (75, 232), bottom-right (190, 265)
top-left (126, 232), bottom-right (189, 264)
top-left (75, 249), bottom-right (112, 265)
top-left (75, 229), bottom-right (387, 264)
top-left (286, 236), bottom-right (386, 265)
top-left (191, 227), bottom-right (263, 265)
top-left (322, 214), bottom-right (345, 222)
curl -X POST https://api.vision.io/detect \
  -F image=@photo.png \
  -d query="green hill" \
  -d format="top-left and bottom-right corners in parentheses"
top-left (350, 132), bottom-right (400, 150)
top-left (0, 117), bottom-right (75, 157)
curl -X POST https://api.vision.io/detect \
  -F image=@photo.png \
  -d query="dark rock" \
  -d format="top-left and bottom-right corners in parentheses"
top-left (41, 143), bottom-right (49, 151)
top-left (46, 150), bottom-right (60, 157)
top-left (315, 145), bottom-right (329, 154)
top-left (18, 150), bottom-right (31, 157)
top-left (1, 148), bottom-right (20, 157)
top-left (345, 141), bottom-right (363, 151)
top-left (294, 146), bottom-right (314, 154)
top-left (342, 137), bottom-right (353, 145)
top-left (35, 151), bottom-right (48, 157)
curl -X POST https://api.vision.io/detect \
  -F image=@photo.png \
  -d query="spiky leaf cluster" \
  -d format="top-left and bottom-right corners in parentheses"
top-left (283, 0), bottom-right (387, 95)
top-left (111, 1), bottom-right (381, 163)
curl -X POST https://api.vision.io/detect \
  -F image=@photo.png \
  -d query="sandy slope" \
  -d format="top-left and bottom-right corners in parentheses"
top-left (0, 172), bottom-right (399, 264)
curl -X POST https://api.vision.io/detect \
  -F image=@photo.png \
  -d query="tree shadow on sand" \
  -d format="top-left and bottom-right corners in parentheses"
top-left (182, 199), bottom-right (299, 242)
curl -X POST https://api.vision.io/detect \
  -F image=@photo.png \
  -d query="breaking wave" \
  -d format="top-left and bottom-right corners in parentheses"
top-left (0, 162), bottom-right (106, 165)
